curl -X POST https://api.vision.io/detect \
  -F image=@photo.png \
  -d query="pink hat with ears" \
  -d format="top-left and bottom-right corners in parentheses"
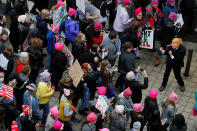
top-left (87, 112), bottom-right (97, 122)
top-left (64, 88), bottom-right (70, 97)
top-left (69, 8), bottom-right (76, 16)
top-left (55, 43), bottom-right (64, 51)
top-left (169, 11), bottom-right (177, 21)
top-left (51, 24), bottom-right (59, 32)
top-left (151, 0), bottom-right (159, 5)
top-left (133, 103), bottom-right (143, 112)
top-left (169, 91), bottom-right (178, 102)
top-left (54, 121), bottom-right (63, 130)
top-left (50, 105), bottom-right (59, 116)
top-left (100, 128), bottom-right (110, 131)
top-left (123, 87), bottom-right (132, 97)
top-left (122, 0), bottom-right (131, 6)
top-left (134, 7), bottom-right (143, 16)
top-left (94, 21), bottom-right (103, 31)
top-left (149, 90), bottom-right (158, 99)
top-left (57, 0), bottom-right (63, 8)
top-left (167, 0), bottom-right (175, 4)
top-left (97, 86), bottom-right (106, 95)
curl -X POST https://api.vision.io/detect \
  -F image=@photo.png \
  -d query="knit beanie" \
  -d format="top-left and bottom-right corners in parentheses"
top-left (55, 43), bottom-right (64, 51)
top-left (169, 11), bottom-right (177, 21)
top-left (54, 121), bottom-right (63, 130)
top-left (57, 0), bottom-right (63, 8)
top-left (123, 87), bottom-right (132, 97)
top-left (115, 105), bottom-right (124, 114)
top-left (50, 105), bottom-right (59, 116)
top-left (94, 21), bottom-right (103, 31)
top-left (69, 8), bottom-right (76, 16)
top-left (40, 70), bottom-right (50, 80)
top-left (87, 112), bottom-right (97, 122)
top-left (133, 103), bottom-right (143, 112)
top-left (149, 90), bottom-right (158, 99)
top-left (151, 0), bottom-right (159, 5)
top-left (97, 86), bottom-right (107, 95)
top-left (122, 0), bottom-right (131, 6)
top-left (134, 7), bottom-right (143, 16)
top-left (169, 91), bottom-right (178, 102)
top-left (167, 0), bottom-right (175, 4)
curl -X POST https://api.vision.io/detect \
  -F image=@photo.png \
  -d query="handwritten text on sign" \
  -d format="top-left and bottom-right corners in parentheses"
top-left (140, 30), bottom-right (154, 49)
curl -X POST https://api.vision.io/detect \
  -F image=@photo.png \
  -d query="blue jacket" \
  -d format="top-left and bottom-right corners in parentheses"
top-left (36, 14), bottom-right (48, 35)
top-left (23, 90), bottom-right (42, 120)
top-left (46, 31), bottom-right (56, 54)
top-left (162, 4), bottom-right (178, 20)
top-left (59, 18), bottom-right (79, 42)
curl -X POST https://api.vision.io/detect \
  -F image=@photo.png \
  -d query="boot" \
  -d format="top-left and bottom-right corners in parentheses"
top-left (155, 56), bottom-right (161, 66)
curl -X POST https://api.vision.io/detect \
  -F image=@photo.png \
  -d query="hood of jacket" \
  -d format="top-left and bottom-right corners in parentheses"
top-left (36, 14), bottom-right (44, 23)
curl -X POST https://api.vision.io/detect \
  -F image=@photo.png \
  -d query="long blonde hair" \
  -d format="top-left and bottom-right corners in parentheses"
top-left (75, 33), bottom-right (85, 43)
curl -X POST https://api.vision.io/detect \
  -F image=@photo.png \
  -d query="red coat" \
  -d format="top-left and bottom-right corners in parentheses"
top-left (85, 35), bottom-right (103, 51)
top-left (16, 60), bottom-right (25, 73)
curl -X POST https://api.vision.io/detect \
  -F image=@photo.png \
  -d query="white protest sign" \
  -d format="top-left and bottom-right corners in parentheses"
top-left (139, 30), bottom-right (154, 49)
top-left (174, 13), bottom-right (184, 26)
top-left (95, 95), bottom-right (108, 115)
top-left (76, 0), bottom-right (85, 14)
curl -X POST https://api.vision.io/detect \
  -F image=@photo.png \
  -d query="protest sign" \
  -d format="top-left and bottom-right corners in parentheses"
top-left (76, 0), bottom-right (85, 14)
top-left (0, 83), bottom-right (13, 101)
top-left (95, 96), bottom-right (108, 115)
top-left (140, 30), bottom-right (154, 49)
top-left (62, 44), bottom-right (74, 67)
top-left (68, 60), bottom-right (84, 87)
top-left (53, 1), bottom-right (67, 30)
top-left (174, 13), bottom-right (184, 26)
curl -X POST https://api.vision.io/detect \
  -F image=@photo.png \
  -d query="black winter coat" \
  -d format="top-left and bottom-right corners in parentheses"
top-left (72, 41), bottom-right (85, 60)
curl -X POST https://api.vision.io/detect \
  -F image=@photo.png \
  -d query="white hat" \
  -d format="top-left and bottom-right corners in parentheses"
top-left (115, 105), bottom-right (124, 114)
top-left (133, 121), bottom-right (141, 130)
top-left (18, 15), bottom-right (27, 23)
top-left (126, 71), bottom-right (135, 80)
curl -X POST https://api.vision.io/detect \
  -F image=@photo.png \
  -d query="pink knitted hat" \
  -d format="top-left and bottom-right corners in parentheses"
top-left (151, 0), bottom-right (159, 5)
top-left (57, 0), bottom-right (63, 8)
top-left (167, 0), bottom-right (175, 4)
top-left (134, 7), bottom-right (143, 16)
top-left (97, 86), bottom-right (106, 95)
top-left (54, 121), bottom-right (63, 130)
top-left (87, 112), bottom-right (97, 122)
top-left (50, 105), bottom-right (59, 116)
top-left (123, 87), bottom-right (132, 97)
top-left (149, 90), bottom-right (158, 99)
top-left (122, 0), bottom-right (131, 6)
top-left (133, 103), bottom-right (143, 112)
top-left (55, 43), bottom-right (64, 51)
top-left (69, 8), bottom-right (76, 16)
top-left (94, 21), bottom-right (103, 31)
top-left (169, 11), bottom-right (177, 21)
top-left (100, 128), bottom-right (110, 131)
top-left (169, 91), bottom-right (178, 102)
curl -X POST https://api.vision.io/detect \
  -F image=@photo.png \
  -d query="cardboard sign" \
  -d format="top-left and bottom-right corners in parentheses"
top-left (95, 95), bottom-right (108, 115)
top-left (76, 0), bottom-right (85, 14)
top-left (53, 1), bottom-right (67, 30)
top-left (68, 60), bottom-right (84, 87)
top-left (140, 30), bottom-right (154, 49)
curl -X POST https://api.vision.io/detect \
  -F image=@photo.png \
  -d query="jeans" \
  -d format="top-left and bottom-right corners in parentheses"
top-left (63, 120), bottom-right (72, 131)
top-left (45, 54), bottom-right (51, 70)
top-left (157, 41), bottom-right (167, 57)
top-left (39, 103), bottom-right (49, 125)
top-left (80, 86), bottom-right (89, 110)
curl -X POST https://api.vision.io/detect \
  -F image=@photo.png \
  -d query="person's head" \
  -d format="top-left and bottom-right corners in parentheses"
top-left (41, 9), bottom-right (50, 19)
top-left (163, 98), bottom-right (176, 109)
top-left (57, 0), bottom-right (63, 8)
top-left (26, 83), bottom-right (37, 94)
top-left (149, 90), bottom-right (158, 99)
top-left (94, 21), bottom-right (103, 32)
top-left (64, 88), bottom-right (74, 100)
top-left (91, 44), bottom-right (100, 53)
top-left (126, 71), bottom-right (135, 81)
top-left (173, 113), bottom-right (186, 129)
top-left (169, 91), bottom-right (178, 102)
top-left (22, 65), bottom-right (31, 75)
top-left (5, 44), bottom-right (13, 56)
top-left (97, 86), bottom-right (107, 95)
top-left (171, 38), bottom-right (181, 49)
top-left (55, 43), bottom-right (64, 51)
top-left (122, 0), bottom-right (131, 8)
top-left (1, 31), bottom-right (9, 41)
top-left (99, 59), bottom-right (110, 71)
top-left (50, 105), bottom-right (59, 119)
top-left (131, 21), bottom-right (141, 34)
top-left (101, 70), bottom-right (112, 90)
top-left (54, 121), bottom-right (64, 131)
top-left (76, 33), bottom-right (86, 43)
top-left (87, 112), bottom-right (97, 124)
top-left (40, 70), bottom-right (51, 82)
top-left (133, 103), bottom-right (143, 113)
top-left (115, 105), bottom-right (124, 115)
top-left (109, 31), bottom-right (118, 43)
top-left (0, 14), bottom-right (6, 23)
top-left (169, 11), bottom-right (177, 21)
top-left (59, 76), bottom-right (73, 87)
top-left (18, 15), bottom-right (30, 24)
top-left (167, 0), bottom-right (175, 6)
top-left (123, 41), bottom-right (133, 52)
top-left (31, 37), bottom-right (43, 52)
top-left (69, 8), bottom-right (76, 18)
top-left (151, 0), bottom-right (159, 8)
top-left (134, 7), bottom-right (143, 20)
top-left (19, 52), bottom-right (29, 64)
top-left (123, 87), bottom-right (132, 99)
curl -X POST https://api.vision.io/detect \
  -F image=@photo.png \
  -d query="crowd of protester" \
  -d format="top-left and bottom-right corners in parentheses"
top-left (0, 0), bottom-right (196, 130)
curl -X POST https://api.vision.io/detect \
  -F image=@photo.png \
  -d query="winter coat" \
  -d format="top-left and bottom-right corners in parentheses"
top-left (0, 40), bottom-right (11, 53)
top-left (130, 17), bottom-right (149, 29)
top-left (27, 48), bottom-right (44, 69)
top-left (169, 124), bottom-right (187, 131)
top-left (51, 50), bottom-right (68, 73)
top-left (59, 18), bottom-right (79, 42)
top-left (18, 23), bottom-right (30, 46)
top-left (113, 6), bottom-right (132, 32)
top-left (46, 31), bottom-right (56, 55)
top-left (145, 4), bottom-right (163, 28)
top-left (125, 77), bottom-right (148, 103)
top-left (130, 111), bottom-right (144, 130)
top-left (45, 114), bottom-right (57, 131)
top-left (118, 49), bottom-right (136, 74)
top-left (143, 99), bottom-right (159, 121)
top-left (180, 0), bottom-right (195, 10)
top-left (102, 37), bottom-right (118, 66)
top-left (72, 41), bottom-right (85, 60)
top-left (161, 98), bottom-right (177, 125)
top-left (82, 124), bottom-right (96, 131)
top-left (36, 14), bottom-right (48, 36)
top-left (23, 90), bottom-right (42, 120)
top-left (0, 52), bottom-right (14, 76)
top-left (16, 115), bottom-right (36, 131)
top-left (15, 59), bottom-right (25, 73)
top-left (109, 111), bottom-right (127, 131)
top-left (118, 96), bottom-right (133, 113)
top-left (119, 27), bottom-right (140, 48)
top-left (86, 31), bottom-right (103, 51)
top-left (36, 81), bottom-right (54, 104)
top-left (162, 4), bottom-right (178, 20)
